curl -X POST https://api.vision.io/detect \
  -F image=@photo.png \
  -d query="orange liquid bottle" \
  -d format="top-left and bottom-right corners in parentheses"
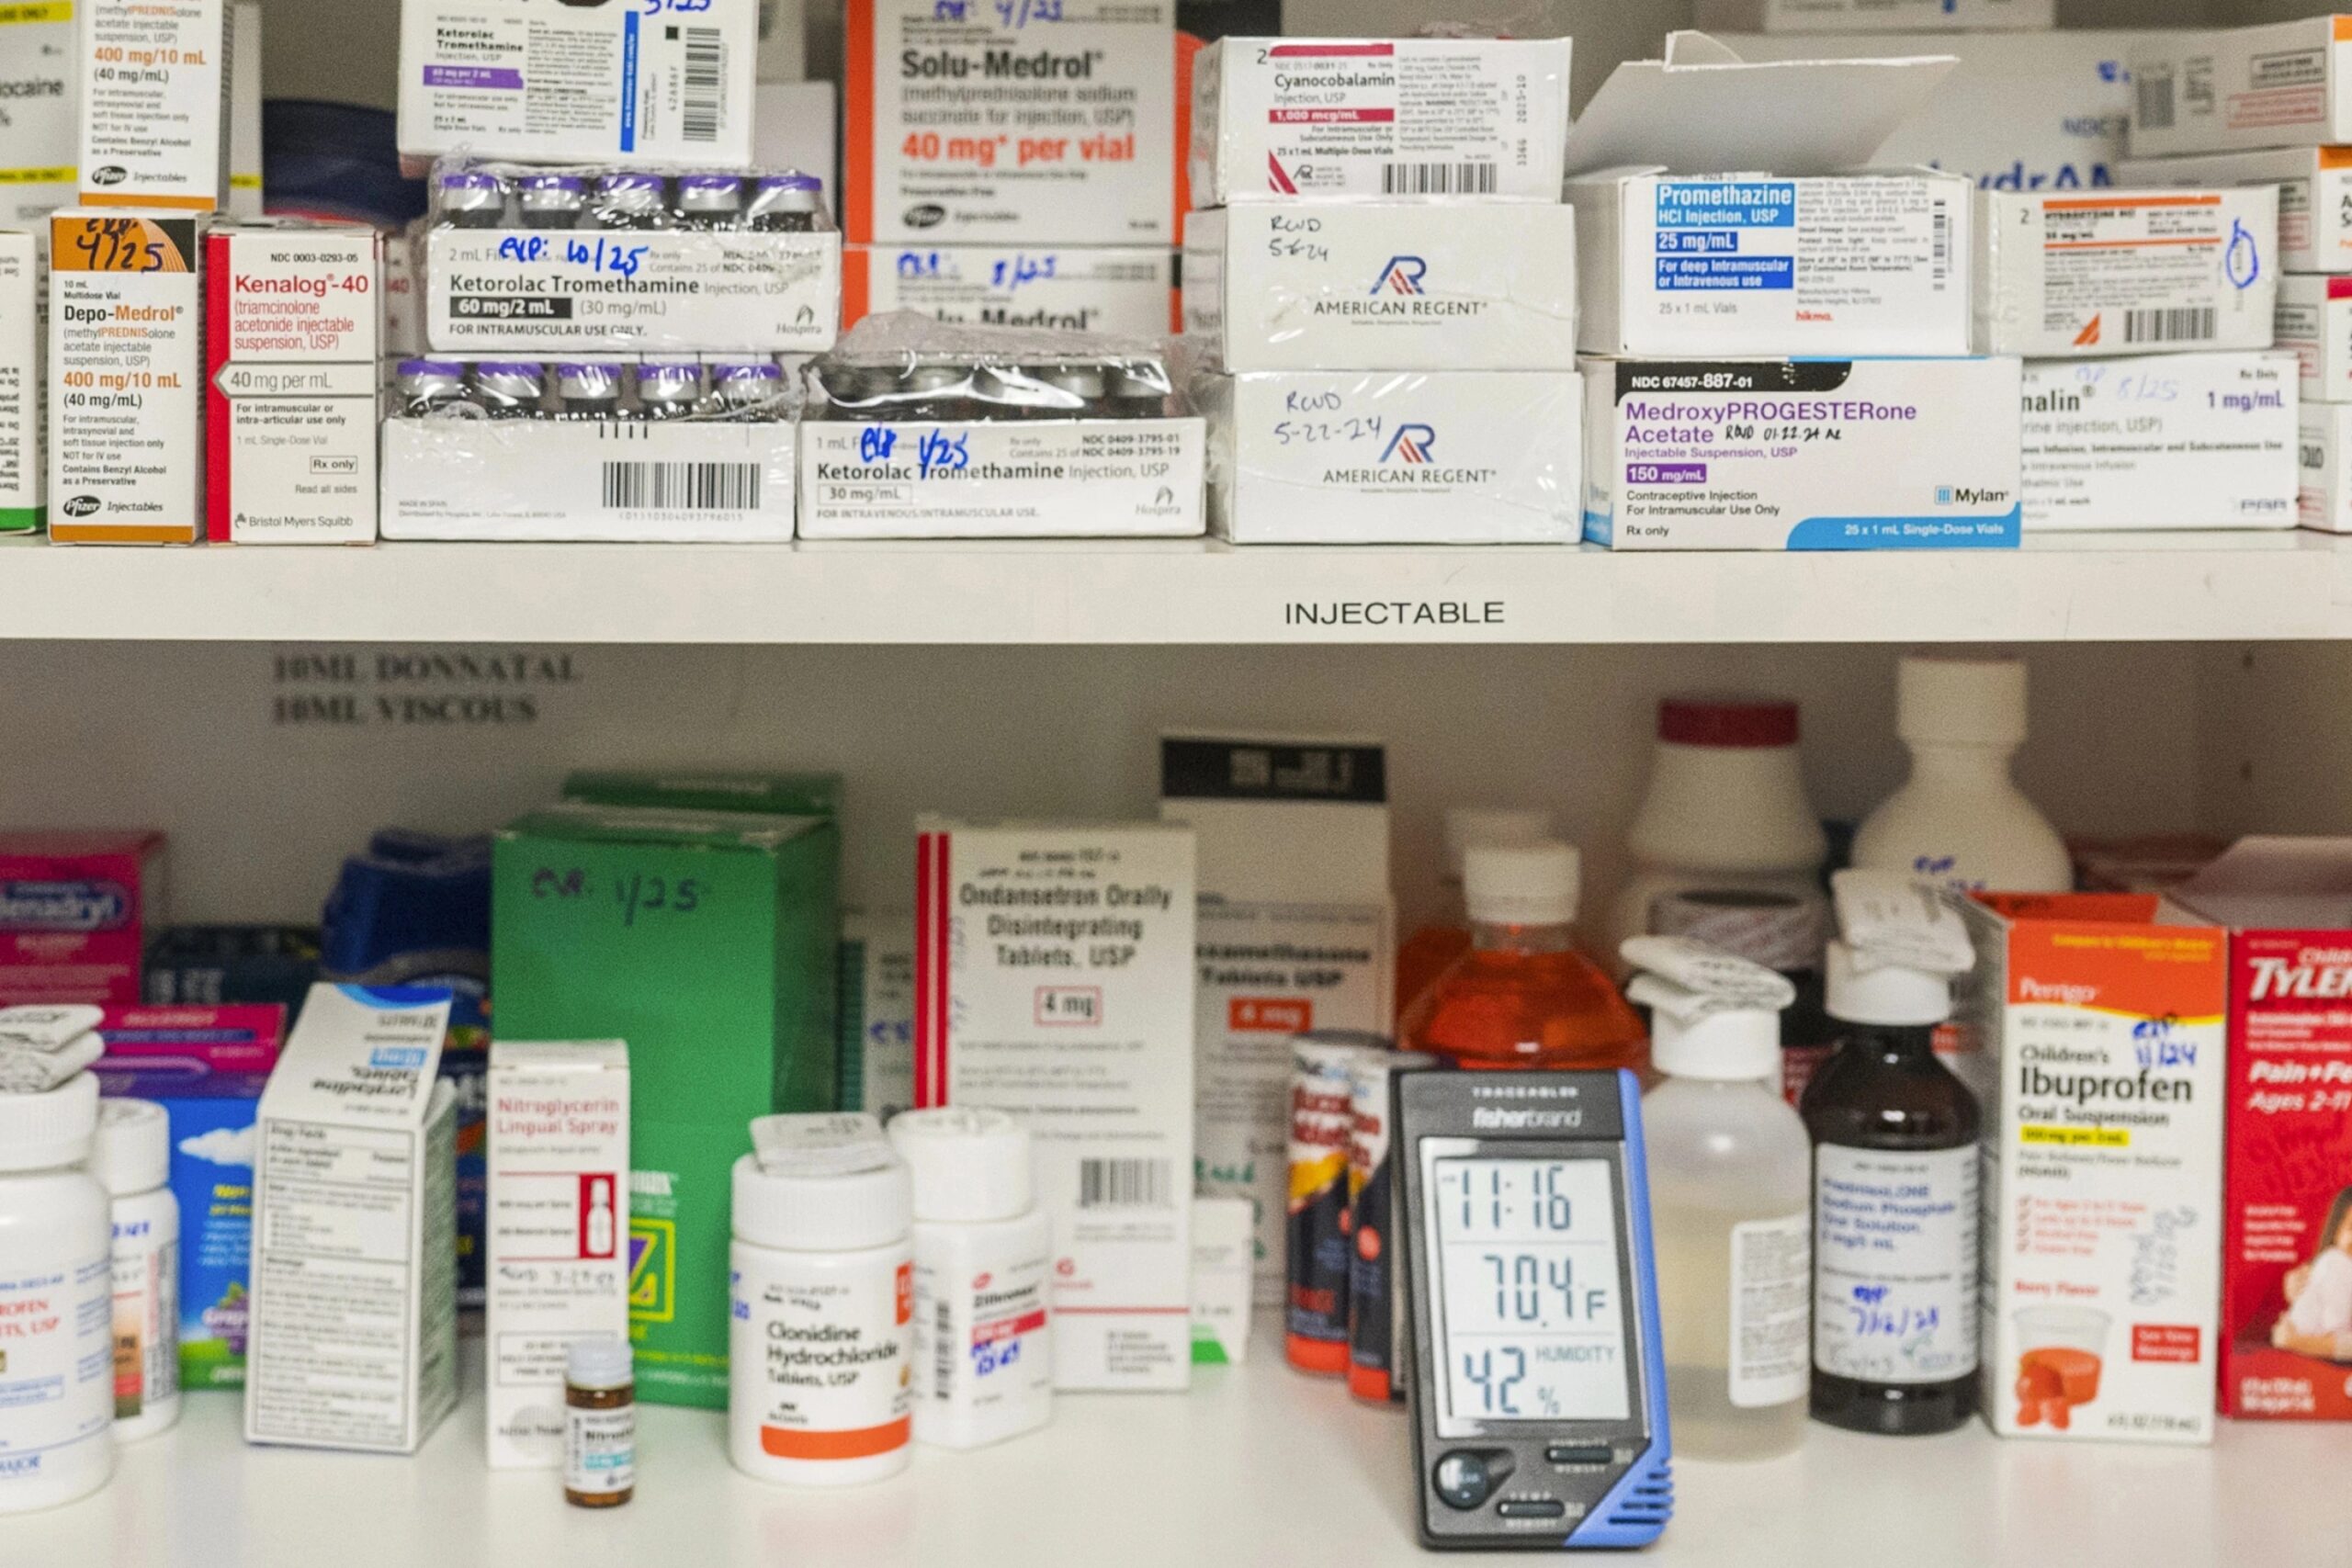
top-left (1402, 840), bottom-right (1648, 1075)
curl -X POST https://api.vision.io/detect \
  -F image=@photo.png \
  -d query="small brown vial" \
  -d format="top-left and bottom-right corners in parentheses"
top-left (563, 1337), bottom-right (636, 1508)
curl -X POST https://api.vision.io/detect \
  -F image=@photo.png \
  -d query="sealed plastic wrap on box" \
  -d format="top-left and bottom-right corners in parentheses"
top-left (380, 355), bottom-right (797, 542)
top-left (422, 159), bottom-right (841, 354)
top-left (796, 311), bottom-right (1204, 540)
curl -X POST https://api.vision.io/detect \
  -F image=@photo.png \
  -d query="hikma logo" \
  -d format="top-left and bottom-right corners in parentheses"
top-left (1381, 423), bottom-right (1436, 464)
top-left (1372, 256), bottom-right (1427, 297)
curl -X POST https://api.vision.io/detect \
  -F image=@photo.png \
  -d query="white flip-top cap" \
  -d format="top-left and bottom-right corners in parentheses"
top-left (92, 1098), bottom-right (169, 1196)
top-left (1897, 653), bottom-right (2029, 749)
top-left (1466, 840), bottom-right (1580, 927)
top-left (0, 1072), bottom-right (100, 1172)
top-left (1442, 807), bottom-right (1553, 880)
top-left (889, 1107), bottom-right (1033, 1224)
top-left (1825, 940), bottom-right (1952, 1028)
top-left (1651, 1008), bottom-right (1781, 1082)
top-left (733, 1123), bottom-right (911, 1253)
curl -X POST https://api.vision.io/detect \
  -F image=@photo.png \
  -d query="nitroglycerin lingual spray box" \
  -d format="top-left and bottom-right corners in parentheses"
top-left (76, 0), bottom-right (232, 209)
top-left (914, 818), bottom-right (1195, 1392)
top-left (0, 231), bottom-right (39, 533)
top-left (2021, 353), bottom-right (2298, 532)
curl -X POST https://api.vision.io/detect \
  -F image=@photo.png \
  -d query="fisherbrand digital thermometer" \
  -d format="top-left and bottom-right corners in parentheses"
top-left (1398, 1069), bottom-right (1672, 1550)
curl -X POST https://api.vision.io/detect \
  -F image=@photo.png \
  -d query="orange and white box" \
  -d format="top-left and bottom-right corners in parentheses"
top-left (1975, 189), bottom-right (2278, 359)
top-left (46, 209), bottom-right (201, 545)
top-left (1959, 893), bottom-right (2227, 1445)
top-left (2128, 17), bottom-right (2352, 161)
top-left (2116, 148), bottom-right (2352, 277)
top-left (76, 0), bottom-right (232, 209)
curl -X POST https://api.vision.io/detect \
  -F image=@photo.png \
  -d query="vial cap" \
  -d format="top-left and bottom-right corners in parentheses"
top-left (566, 1336), bottom-right (633, 1392)
top-left (1897, 653), bottom-right (2029, 748)
top-left (0, 1072), bottom-right (99, 1172)
top-left (1649, 888), bottom-right (1827, 976)
top-left (520, 173), bottom-right (587, 195)
top-left (1824, 939), bottom-right (1953, 1028)
top-left (556, 363), bottom-right (620, 397)
top-left (399, 358), bottom-right (466, 379)
top-left (91, 1098), bottom-right (170, 1195)
top-left (1649, 1008), bottom-right (1781, 1082)
top-left (1658, 694), bottom-right (1799, 750)
top-left (731, 1127), bottom-right (911, 1253)
top-left (888, 1107), bottom-right (1034, 1223)
top-left (1465, 840), bottom-right (1579, 927)
top-left (1442, 807), bottom-right (1552, 880)
top-left (756, 173), bottom-right (824, 193)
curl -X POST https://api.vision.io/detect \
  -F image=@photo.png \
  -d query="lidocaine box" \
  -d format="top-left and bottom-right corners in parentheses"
top-left (2275, 275), bottom-right (2352, 405)
top-left (47, 209), bottom-right (203, 545)
top-left (2129, 18), bottom-right (2352, 160)
top-left (843, 245), bottom-right (1177, 336)
top-left (0, 5), bottom-right (77, 229)
top-left (845, 0), bottom-right (1178, 246)
top-left (204, 221), bottom-right (380, 545)
top-left (0, 232), bottom-right (38, 535)
top-left (797, 413), bottom-right (1205, 539)
top-left (2020, 353), bottom-right (2298, 533)
top-left (2119, 149), bottom-right (2352, 276)
top-left (1182, 204), bottom-right (1578, 373)
top-left (1201, 370), bottom-right (1581, 545)
top-left (1696, 0), bottom-right (2052, 31)
top-left (77, 0), bottom-right (232, 209)
top-left (914, 818), bottom-right (1197, 1392)
top-left (2302, 403), bottom-right (2352, 533)
top-left (1569, 171), bottom-right (1972, 357)
top-left (486, 1040), bottom-right (629, 1470)
top-left (1975, 188), bottom-right (2278, 358)
top-left (1582, 356), bottom-right (2024, 552)
top-left (1191, 37), bottom-right (1571, 206)
top-left (397, 0), bottom-right (757, 173)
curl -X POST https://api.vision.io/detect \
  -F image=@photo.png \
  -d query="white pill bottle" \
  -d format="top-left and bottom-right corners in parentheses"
top-left (95, 1100), bottom-right (179, 1441)
top-left (0, 1073), bottom-right (116, 1513)
top-left (729, 1114), bottom-right (913, 1486)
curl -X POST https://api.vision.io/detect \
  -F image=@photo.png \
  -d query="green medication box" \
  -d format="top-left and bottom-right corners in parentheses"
top-left (492, 803), bottom-right (840, 1409)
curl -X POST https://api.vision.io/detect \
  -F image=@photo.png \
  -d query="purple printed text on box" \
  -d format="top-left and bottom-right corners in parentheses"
top-left (424, 65), bottom-right (525, 90)
top-left (1628, 463), bottom-right (1706, 484)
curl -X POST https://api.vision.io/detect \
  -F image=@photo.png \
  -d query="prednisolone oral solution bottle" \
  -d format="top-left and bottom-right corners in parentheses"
top-left (0, 1073), bottom-right (115, 1512)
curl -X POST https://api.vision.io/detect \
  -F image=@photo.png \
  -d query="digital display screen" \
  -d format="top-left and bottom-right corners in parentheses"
top-left (1430, 1156), bottom-right (1632, 1426)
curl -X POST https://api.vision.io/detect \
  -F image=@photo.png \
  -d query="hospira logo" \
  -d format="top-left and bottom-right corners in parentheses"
top-left (0, 880), bottom-right (130, 931)
top-left (1372, 255), bottom-right (1427, 296)
top-left (1382, 423), bottom-right (1436, 464)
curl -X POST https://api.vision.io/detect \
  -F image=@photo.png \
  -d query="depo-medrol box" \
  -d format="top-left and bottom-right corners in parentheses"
top-left (844, 245), bottom-right (1176, 337)
top-left (2021, 353), bottom-right (2297, 532)
top-left (76, 0), bottom-right (232, 209)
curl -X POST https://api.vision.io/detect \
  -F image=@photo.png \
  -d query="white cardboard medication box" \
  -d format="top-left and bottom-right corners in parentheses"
top-left (486, 1039), bottom-right (630, 1470)
top-left (1183, 204), bottom-right (1578, 373)
top-left (797, 414), bottom-right (1205, 539)
top-left (204, 220), bottom-right (381, 545)
top-left (228, 1), bottom-right (261, 217)
top-left (913, 818), bottom-right (1196, 1392)
top-left (1190, 1195), bottom-right (1252, 1365)
top-left (1564, 34), bottom-right (1969, 358)
top-left (1191, 36), bottom-right (1570, 207)
top-left (2020, 353), bottom-right (2298, 532)
top-left (1697, 0), bottom-right (2052, 31)
top-left (845, 0), bottom-right (1178, 246)
top-left (2300, 402), bottom-right (2352, 533)
top-left (77, 0), bottom-right (232, 209)
top-left (2276, 274), bottom-right (2352, 405)
top-left (2129, 18), bottom-right (2352, 160)
top-left (47, 209), bottom-right (202, 545)
top-left (1975, 188), bottom-right (2278, 358)
top-left (840, 909), bottom-right (914, 1121)
top-left (246, 984), bottom-right (459, 1454)
top-left (1582, 355), bottom-right (2023, 551)
top-left (397, 0), bottom-right (756, 174)
top-left (0, 232), bottom-right (38, 535)
top-left (844, 245), bottom-right (1176, 337)
top-left (1159, 734), bottom-right (1390, 1305)
top-left (1202, 369), bottom-right (1582, 546)
top-left (0, 6), bottom-right (78, 229)
top-left (2118, 148), bottom-right (2352, 276)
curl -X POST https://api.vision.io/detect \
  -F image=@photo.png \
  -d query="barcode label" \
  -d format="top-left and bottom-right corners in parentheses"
top-left (2123, 307), bottom-right (2215, 344)
top-left (601, 461), bottom-right (762, 511)
top-left (933, 1295), bottom-right (956, 1400)
top-left (1078, 1158), bottom-right (1172, 1210)
top-left (2136, 69), bottom-right (2176, 130)
top-left (1380, 162), bottom-right (1497, 197)
top-left (1930, 204), bottom-right (1950, 286)
top-left (682, 27), bottom-right (725, 144)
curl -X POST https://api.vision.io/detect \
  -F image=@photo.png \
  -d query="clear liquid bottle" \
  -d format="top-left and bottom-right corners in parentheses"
top-left (1649, 888), bottom-right (1836, 1107)
top-left (1402, 841), bottom-right (1646, 1076)
top-left (1395, 807), bottom-right (1552, 1021)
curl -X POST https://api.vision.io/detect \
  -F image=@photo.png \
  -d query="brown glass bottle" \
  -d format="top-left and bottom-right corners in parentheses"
top-left (1801, 941), bottom-right (1981, 1437)
top-left (563, 1337), bottom-right (636, 1507)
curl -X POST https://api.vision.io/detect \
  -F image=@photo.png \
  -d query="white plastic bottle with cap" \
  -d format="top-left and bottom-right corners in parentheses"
top-left (1853, 654), bottom-right (2069, 896)
top-left (1608, 695), bottom-right (1828, 962)
top-left (888, 1107), bottom-right (1054, 1450)
top-left (94, 1099), bottom-right (179, 1441)
top-left (728, 1114), bottom-right (914, 1486)
top-left (1627, 939), bottom-right (1812, 1461)
top-left (1396, 807), bottom-right (1554, 1018)
top-left (0, 1073), bottom-right (116, 1511)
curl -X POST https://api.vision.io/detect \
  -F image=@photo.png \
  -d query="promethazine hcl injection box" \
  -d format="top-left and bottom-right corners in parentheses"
top-left (486, 1039), bottom-right (629, 1470)
top-left (1182, 204), bottom-right (1578, 373)
top-left (2129, 18), bottom-right (2352, 161)
top-left (1957, 894), bottom-right (2226, 1445)
top-left (2118, 149), bottom-right (2352, 276)
top-left (0, 232), bottom-right (38, 534)
top-left (1201, 369), bottom-right (1581, 545)
top-left (914, 818), bottom-right (1195, 1392)
top-left (2021, 353), bottom-right (2297, 533)
top-left (843, 245), bottom-right (1176, 336)
top-left (1159, 735), bottom-right (1390, 1306)
top-left (1582, 355), bottom-right (2024, 551)
top-left (47, 209), bottom-right (201, 545)
top-left (2301, 403), bottom-right (2352, 533)
top-left (76, 0), bottom-right (232, 209)
top-left (0, 5), bottom-right (77, 229)
top-left (845, 0), bottom-right (1179, 246)
top-left (1697, 0), bottom-right (2052, 31)
top-left (204, 220), bottom-right (380, 545)
top-left (245, 983), bottom-right (459, 1455)
top-left (1976, 188), bottom-right (2278, 358)
top-left (397, 0), bottom-right (757, 174)
top-left (2275, 275), bottom-right (2352, 405)
top-left (1191, 36), bottom-right (1571, 206)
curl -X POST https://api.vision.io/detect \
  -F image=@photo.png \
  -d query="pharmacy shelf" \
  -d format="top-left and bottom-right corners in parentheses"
top-left (14, 1324), bottom-right (2350, 1568)
top-left (5, 529), bottom-right (2352, 644)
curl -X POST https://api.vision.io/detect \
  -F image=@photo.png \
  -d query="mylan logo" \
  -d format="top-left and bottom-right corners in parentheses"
top-left (1380, 423), bottom-right (1436, 464)
top-left (1372, 255), bottom-right (1428, 297)
top-left (1938, 485), bottom-right (2010, 505)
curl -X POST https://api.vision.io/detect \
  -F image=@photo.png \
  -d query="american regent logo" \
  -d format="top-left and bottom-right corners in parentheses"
top-left (1371, 255), bottom-right (1428, 297)
top-left (1381, 423), bottom-right (1437, 464)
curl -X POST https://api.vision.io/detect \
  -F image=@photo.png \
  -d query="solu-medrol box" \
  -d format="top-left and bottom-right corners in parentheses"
top-left (492, 803), bottom-right (839, 1410)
